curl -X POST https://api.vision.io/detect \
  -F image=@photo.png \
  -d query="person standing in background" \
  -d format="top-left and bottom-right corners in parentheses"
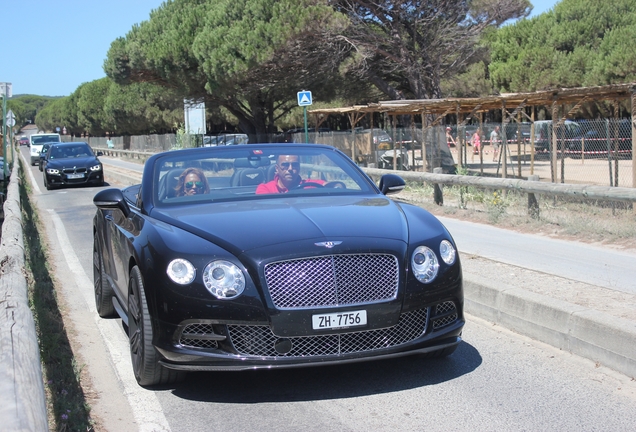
top-left (445, 127), bottom-right (456, 147)
top-left (490, 126), bottom-right (500, 162)
top-left (471, 128), bottom-right (482, 162)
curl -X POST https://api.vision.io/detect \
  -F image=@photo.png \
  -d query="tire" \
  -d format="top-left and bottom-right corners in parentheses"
top-left (93, 234), bottom-right (116, 318)
top-left (43, 174), bottom-right (52, 190)
top-left (128, 266), bottom-right (184, 387)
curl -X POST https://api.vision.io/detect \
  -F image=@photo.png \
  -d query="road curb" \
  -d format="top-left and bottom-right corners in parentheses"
top-left (464, 273), bottom-right (636, 378)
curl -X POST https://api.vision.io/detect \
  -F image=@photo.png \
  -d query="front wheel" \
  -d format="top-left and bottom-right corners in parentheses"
top-left (93, 234), bottom-right (116, 318)
top-left (128, 266), bottom-right (184, 387)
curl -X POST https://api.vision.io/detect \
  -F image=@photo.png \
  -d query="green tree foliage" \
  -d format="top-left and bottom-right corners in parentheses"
top-left (489, 0), bottom-right (636, 92)
top-left (104, 0), bottom-right (355, 138)
top-left (331, 0), bottom-right (531, 99)
top-left (103, 81), bottom-right (184, 135)
top-left (7, 95), bottom-right (57, 128)
top-left (35, 95), bottom-right (81, 135)
top-left (37, 78), bottom-right (187, 136)
top-left (77, 79), bottom-right (113, 135)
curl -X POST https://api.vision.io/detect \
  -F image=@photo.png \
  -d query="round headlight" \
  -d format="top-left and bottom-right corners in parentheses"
top-left (203, 260), bottom-right (245, 299)
top-left (411, 246), bottom-right (439, 284)
top-left (439, 240), bottom-right (456, 265)
top-left (167, 259), bottom-right (196, 285)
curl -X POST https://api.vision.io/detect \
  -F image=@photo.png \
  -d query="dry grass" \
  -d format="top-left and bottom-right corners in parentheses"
top-left (397, 181), bottom-right (636, 251)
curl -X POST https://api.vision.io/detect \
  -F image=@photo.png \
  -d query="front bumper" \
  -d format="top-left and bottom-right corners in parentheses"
top-left (154, 299), bottom-right (464, 371)
top-left (45, 170), bottom-right (103, 186)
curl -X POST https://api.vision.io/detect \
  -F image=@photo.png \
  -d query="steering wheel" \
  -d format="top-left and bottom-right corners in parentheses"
top-left (294, 182), bottom-right (325, 189)
top-left (324, 181), bottom-right (346, 189)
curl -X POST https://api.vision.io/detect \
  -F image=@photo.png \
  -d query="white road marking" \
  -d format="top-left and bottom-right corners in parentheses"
top-left (20, 150), bottom-right (42, 194)
top-left (47, 209), bottom-right (172, 432)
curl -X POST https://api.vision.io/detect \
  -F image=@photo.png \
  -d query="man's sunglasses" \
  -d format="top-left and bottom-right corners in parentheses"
top-left (185, 181), bottom-right (204, 189)
top-left (278, 162), bottom-right (300, 170)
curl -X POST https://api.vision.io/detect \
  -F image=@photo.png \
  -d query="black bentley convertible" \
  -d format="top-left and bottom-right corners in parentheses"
top-left (92, 143), bottom-right (464, 387)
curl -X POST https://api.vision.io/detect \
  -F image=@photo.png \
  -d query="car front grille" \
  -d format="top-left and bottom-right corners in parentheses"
top-left (432, 301), bottom-right (458, 330)
top-left (178, 323), bottom-right (219, 349)
top-left (264, 254), bottom-right (399, 309)
top-left (62, 167), bottom-right (87, 174)
top-left (227, 308), bottom-right (428, 357)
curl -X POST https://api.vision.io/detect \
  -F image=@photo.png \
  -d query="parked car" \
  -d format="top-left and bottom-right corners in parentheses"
top-left (92, 143), bottom-right (464, 386)
top-left (203, 133), bottom-right (249, 146)
top-left (42, 142), bottom-right (104, 190)
top-left (19, 136), bottom-right (29, 146)
top-left (30, 133), bottom-right (61, 165)
top-left (0, 157), bottom-right (5, 182)
top-left (533, 120), bottom-right (583, 154)
top-left (574, 119), bottom-right (632, 155)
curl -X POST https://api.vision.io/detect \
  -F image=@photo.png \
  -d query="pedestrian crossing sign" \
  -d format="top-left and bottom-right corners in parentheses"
top-left (297, 90), bottom-right (313, 106)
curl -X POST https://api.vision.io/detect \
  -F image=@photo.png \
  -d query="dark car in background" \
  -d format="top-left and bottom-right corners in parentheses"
top-left (38, 143), bottom-right (52, 171)
top-left (92, 143), bottom-right (464, 387)
top-left (19, 136), bottom-right (29, 146)
top-left (42, 142), bottom-right (104, 190)
top-left (575, 119), bottom-right (632, 156)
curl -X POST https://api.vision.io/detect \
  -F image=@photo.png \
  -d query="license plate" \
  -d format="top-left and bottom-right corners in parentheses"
top-left (312, 310), bottom-right (367, 330)
top-left (67, 173), bottom-right (85, 179)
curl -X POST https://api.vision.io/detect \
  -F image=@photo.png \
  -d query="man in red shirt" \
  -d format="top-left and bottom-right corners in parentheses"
top-left (256, 154), bottom-right (324, 194)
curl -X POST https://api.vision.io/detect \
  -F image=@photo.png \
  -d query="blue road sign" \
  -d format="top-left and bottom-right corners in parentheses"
top-left (297, 90), bottom-right (313, 106)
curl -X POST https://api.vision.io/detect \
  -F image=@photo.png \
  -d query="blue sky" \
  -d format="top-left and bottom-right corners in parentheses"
top-left (1, 0), bottom-right (560, 98)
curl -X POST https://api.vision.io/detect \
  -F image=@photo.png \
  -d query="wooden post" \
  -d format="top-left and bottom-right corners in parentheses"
top-left (632, 87), bottom-right (636, 215)
top-left (421, 112), bottom-right (428, 172)
top-left (530, 107), bottom-right (535, 175)
top-left (502, 101), bottom-right (507, 179)
top-left (456, 103), bottom-right (463, 169)
top-left (517, 111), bottom-right (522, 178)
top-left (551, 96), bottom-right (558, 183)
top-left (527, 174), bottom-right (540, 218)
top-left (613, 99), bottom-right (619, 187)
top-left (479, 112), bottom-right (484, 175)
top-left (433, 167), bottom-right (444, 205)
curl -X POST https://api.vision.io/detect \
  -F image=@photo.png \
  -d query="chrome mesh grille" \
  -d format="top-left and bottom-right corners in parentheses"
top-left (227, 308), bottom-right (428, 357)
top-left (432, 301), bottom-right (458, 330)
top-left (265, 254), bottom-right (399, 309)
top-left (179, 323), bottom-right (219, 349)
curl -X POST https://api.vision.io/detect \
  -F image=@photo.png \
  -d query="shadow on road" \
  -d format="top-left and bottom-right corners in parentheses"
top-left (169, 341), bottom-right (481, 403)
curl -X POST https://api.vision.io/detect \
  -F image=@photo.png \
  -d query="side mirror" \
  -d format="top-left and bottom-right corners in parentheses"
top-left (93, 188), bottom-right (130, 218)
top-left (378, 174), bottom-right (405, 195)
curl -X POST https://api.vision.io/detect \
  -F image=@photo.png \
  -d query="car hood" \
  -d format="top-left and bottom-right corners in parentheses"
top-left (46, 156), bottom-right (100, 168)
top-left (151, 195), bottom-right (413, 254)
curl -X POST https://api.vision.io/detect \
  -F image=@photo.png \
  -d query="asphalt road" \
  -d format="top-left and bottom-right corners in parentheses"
top-left (21, 148), bottom-right (636, 431)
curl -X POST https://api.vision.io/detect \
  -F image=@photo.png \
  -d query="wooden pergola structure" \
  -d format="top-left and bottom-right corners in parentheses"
top-left (309, 82), bottom-right (636, 188)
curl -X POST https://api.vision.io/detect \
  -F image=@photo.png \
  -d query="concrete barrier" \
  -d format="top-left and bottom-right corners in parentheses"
top-left (0, 158), bottom-right (48, 431)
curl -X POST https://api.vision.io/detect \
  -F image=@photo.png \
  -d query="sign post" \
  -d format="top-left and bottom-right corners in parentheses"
top-left (7, 110), bottom-right (15, 167)
top-left (1, 82), bottom-right (12, 179)
top-left (297, 90), bottom-right (313, 143)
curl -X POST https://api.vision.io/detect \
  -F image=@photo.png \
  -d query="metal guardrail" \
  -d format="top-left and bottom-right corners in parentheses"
top-left (0, 159), bottom-right (48, 431)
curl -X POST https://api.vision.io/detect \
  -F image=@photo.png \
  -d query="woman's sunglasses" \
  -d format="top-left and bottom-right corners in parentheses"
top-left (185, 181), bottom-right (204, 189)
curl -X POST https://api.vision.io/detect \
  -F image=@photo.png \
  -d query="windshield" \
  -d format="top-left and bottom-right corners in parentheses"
top-left (32, 135), bottom-right (61, 145)
top-left (152, 145), bottom-right (374, 206)
top-left (49, 144), bottom-right (94, 159)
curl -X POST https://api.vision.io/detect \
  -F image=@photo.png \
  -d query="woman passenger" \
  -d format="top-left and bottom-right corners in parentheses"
top-left (175, 167), bottom-right (210, 196)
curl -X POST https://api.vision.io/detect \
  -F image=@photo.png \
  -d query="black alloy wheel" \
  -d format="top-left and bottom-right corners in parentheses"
top-left (93, 234), bottom-right (116, 318)
top-left (128, 266), bottom-right (184, 387)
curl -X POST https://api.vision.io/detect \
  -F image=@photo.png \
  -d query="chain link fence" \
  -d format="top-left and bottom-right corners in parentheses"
top-left (87, 118), bottom-right (633, 187)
